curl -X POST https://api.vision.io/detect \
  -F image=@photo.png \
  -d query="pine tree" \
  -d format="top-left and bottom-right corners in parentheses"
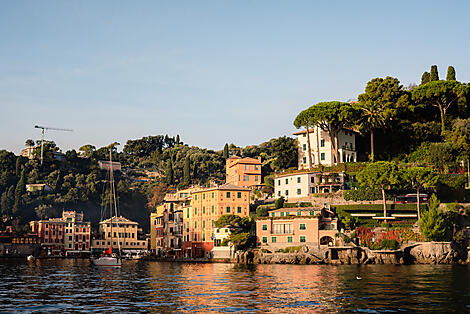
top-left (223, 143), bottom-right (229, 159)
top-left (420, 72), bottom-right (430, 85)
top-left (446, 66), bottom-right (456, 81)
top-left (430, 65), bottom-right (439, 81)
top-left (183, 157), bottom-right (190, 187)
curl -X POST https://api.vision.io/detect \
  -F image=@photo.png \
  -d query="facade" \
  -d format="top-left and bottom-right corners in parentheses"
top-left (29, 210), bottom-right (91, 255)
top-left (98, 160), bottom-right (122, 171)
top-left (21, 146), bottom-right (37, 159)
top-left (91, 216), bottom-right (147, 252)
top-left (294, 127), bottom-right (357, 168)
top-left (274, 171), bottom-right (346, 201)
top-left (256, 207), bottom-right (338, 251)
top-left (183, 183), bottom-right (251, 258)
top-left (226, 156), bottom-right (262, 188)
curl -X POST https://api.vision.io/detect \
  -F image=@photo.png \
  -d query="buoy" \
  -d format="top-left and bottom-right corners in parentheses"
top-left (356, 276), bottom-right (362, 280)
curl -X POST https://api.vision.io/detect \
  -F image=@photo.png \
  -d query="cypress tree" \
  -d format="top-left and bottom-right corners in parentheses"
top-left (15, 157), bottom-right (22, 176)
top-left (223, 143), bottom-right (229, 159)
top-left (165, 162), bottom-right (174, 185)
top-left (446, 66), bottom-right (456, 81)
top-left (183, 157), bottom-right (190, 186)
top-left (420, 72), bottom-right (430, 85)
top-left (176, 134), bottom-right (180, 144)
top-left (1, 191), bottom-right (9, 214)
top-left (13, 170), bottom-right (26, 214)
top-left (430, 65), bottom-right (439, 81)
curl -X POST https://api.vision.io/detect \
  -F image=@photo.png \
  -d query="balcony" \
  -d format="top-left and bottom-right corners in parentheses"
top-left (340, 144), bottom-right (355, 151)
top-left (271, 231), bottom-right (294, 235)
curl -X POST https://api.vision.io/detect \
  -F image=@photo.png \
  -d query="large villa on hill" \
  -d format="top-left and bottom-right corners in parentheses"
top-left (294, 127), bottom-right (358, 168)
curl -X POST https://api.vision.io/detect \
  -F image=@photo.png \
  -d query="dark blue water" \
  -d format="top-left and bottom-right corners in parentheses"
top-left (0, 259), bottom-right (469, 312)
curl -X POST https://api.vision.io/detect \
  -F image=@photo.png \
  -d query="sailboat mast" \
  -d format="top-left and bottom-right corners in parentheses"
top-left (109, 149), bottom-right (121, 253)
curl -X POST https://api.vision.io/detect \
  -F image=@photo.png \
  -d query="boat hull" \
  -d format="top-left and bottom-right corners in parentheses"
top-left (92, 256), bottom-right (121, 267)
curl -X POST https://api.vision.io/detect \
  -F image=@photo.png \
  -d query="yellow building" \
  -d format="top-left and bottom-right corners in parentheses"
top-left (91, 216), bottom-right (147, 252)
top-left (183, 183), bottom-right (250, 258)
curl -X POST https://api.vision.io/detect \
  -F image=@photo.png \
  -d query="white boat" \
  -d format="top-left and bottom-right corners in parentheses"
top-left (92, 150), bottom-right (123, 267)
top-left (92, 255), bottom-right (121, 267)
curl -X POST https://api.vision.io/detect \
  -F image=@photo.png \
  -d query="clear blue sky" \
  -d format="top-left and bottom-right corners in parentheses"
top-left (1, 1), bottom-right (469, 154)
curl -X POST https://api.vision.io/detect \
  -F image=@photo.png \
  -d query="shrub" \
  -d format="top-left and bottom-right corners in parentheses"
top-left (275, 197), bottom-right (285, 209)
top-left (446, 202), bottom-right (463, 212)
top-left (379, 239), bottom-right (399, 250)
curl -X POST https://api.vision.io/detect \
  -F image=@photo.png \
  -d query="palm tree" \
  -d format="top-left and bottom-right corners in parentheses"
top-left (355, 102), bottom-right (387, 162)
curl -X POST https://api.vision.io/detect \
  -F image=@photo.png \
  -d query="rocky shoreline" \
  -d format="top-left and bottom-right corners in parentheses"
top-left (236, 242), bottom-right (470, 265)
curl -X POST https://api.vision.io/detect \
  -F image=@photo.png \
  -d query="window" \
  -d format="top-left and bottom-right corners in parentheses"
top-left (254, 165), bottom-right (259, 170)
top-left (237, 192), bottom-right (242, 198)
top-left (203, 193), bottom-right (205, 199)
top-left (271, 212), bottom-right (275, 217)
top-left (300, 236), bottom-right (306, 242)
top-left (226, 192), bottom-right (231, 198)
top-left (271, 237), bottom-right (277, 243)
top-left (186, 208), bottom-right (189, 218)
top-left (320, 139), bottom-right (325, 147)
top-left (212, 192), bottom-right (215, 198)
top-left (302, 144), bottom-right (307, 151)
top-left (245, 164), bottom-right (249, 170)
top-left (262, 237), bottom-right (267, 243)
top-left (195, 195), bottom-right (198, 200)
top-left (320, 153), bottom-right (325, 161)
top-left (297, 177), bottom-right (301, 183)
top-left (285, 190), bottom-right (288, 196)
top-left (262, 224), bottom-right (268, 231)
top-left (202, 220), bottom-right (205, 229)
top-left (303, 157), bottom-right (306, 164)
top-left (285, 179), bottom-right (288, 184)
top-left (194, 208), bottom-right (197, 215)
top-left (300, 224), bottom-right (306, 230)
top-left (288, 236), bottom-right (293, 243)
top-left (277, 191), bottom-right (281, 196)
top-left (280, 212), bottom-right (284, 217)
top-left (203, 206), bottom-right (205, 214)
top-left (255, 175), bottom-right (258, 181)
top-left (297, 189), bottom-right (301, 195)
top-left (195, 221), bottom-right (197, 228)
top-left (243, 175), bottom-right (249, 181)
top-left (297, 211), bottom-right (302, 216)
top-left (278, 180), bottom-right (281, 185)
top-left (237, 207), bottom-right (242, 213)
top-left (309, 210), bottom-right (315, 216)
top-left (226, 206), bottom-right (230, 213)
top-left (203, 233), bottom-right (206, 241)
top-left (211, 205), bottom-right (214, 213)
top-left (303, 133), bottom-right (306, 137)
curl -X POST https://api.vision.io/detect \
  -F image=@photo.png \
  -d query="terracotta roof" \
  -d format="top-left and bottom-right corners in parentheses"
top-left (268, 207), bottom-right (321, 212)
top-left (100, 216), bottom-right (138, 224)
top-left (193, 183), bottom-right (251, 193)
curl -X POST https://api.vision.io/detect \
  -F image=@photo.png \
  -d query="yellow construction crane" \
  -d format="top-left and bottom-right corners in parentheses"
top-left (34, 125), bottom-right (73, 165)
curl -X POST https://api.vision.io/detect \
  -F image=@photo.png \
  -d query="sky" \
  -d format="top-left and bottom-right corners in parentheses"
top-left (1, 1), bottom-right (469, 155)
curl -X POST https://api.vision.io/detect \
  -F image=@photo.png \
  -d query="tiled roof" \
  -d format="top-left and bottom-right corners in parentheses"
top-left (193, 183), bottom-right (251, 193)
top-left (100, 216), bottom-right (138, 224)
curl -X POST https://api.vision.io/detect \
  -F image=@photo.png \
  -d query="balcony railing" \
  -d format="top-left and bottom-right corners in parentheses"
top-left (271, 231), bottom-right (294, 235)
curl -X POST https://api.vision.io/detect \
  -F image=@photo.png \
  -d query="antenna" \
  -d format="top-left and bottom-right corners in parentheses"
top-left (34, 125), bottom-right (73, 165)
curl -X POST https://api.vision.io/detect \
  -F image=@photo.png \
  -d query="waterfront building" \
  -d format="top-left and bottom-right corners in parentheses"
top-left (150, 205), bottom-right (164, 255)
top-left (183, 183), bottom-right (250, 258)
top-left (91, 216), bottom-right (147, 253)
top-left (256, 207), bottom-right (338, 251)
top-left (294, 127), bottom-right (357, 168)
top-left (30, 210), bottom-right (91, 255)
top-left (0, 231), bottom-right (41, 257)
top-left (274, 171), bottom-right (346, 201)
top-left (226, 156), bottom-right (262, 188)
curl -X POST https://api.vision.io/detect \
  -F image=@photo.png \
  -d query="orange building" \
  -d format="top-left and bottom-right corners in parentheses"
top-left (226, 156), bottom-right (262, 188)
top-left (183, 183), bottom-right (250, 258)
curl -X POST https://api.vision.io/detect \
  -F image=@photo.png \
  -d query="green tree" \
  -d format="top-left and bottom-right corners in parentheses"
top-left (79, 144), bottom-right (96, 158)
top-left (412, 80), bottom-right (467, 135)
top-left (183, 157), bottom-right (191, 187)
top-left (270, 136), bottom-right (298, 170)
top-left (421, 72), bottom-right (430, 85)
top-left (1, 191), bottom-right (9, 214)
top-left (176, 134), bottom-right (180, 144)
top-left (13, 170), bottom-right (26, 214)
top-left (356, 77), bottom-right (410, 161)
top-left (294, 107), bottom-right (316, 168)
top-left (430, 65), bottom-right (439, 81)
top-left (419, 194), bottom-right (446, 241)
top-left (446, 66), bottom-right (456, 81)
top-left (214, 214), bottom-right (256, 250)
top-left (357, 161), bottom-right (399, 219)
top-left (165, 161), bottom-right (174, 185)
top-left (25, 139), bottom-right (35, 147)
top-left (223, 143), bottom-right (229, 159)
top-left (402, 167), bottom-right (438, 220)
top-left (309, 101), bottom-right (356, 164)
top-left (447, 118), bottom-right (470, 161)
top-left (275, 196), bottom-right (285, 209)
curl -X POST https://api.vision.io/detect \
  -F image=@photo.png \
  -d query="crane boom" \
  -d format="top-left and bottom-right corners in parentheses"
top-left (35, 125), bottom-right (73, 132)
top-left (34, 124), bottom-right (73, 165)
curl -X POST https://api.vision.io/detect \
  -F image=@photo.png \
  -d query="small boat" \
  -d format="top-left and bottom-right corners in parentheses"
top-left (92, 150), bottom-right (122, 267)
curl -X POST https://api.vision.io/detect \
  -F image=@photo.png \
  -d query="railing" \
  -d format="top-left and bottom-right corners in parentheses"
top-left (271, 231), bottom-right (294, 235)
top-left (341, 145), bottom-right (355, 151)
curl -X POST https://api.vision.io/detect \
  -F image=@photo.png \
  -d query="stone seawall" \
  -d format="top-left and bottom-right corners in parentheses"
top-left (236, 242), bottom-right (470, 265)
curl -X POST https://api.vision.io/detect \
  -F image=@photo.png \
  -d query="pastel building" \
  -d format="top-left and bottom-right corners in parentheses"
top-left (256, 207), bottom-right (338, 251)
top-left (183, 183), bottom-right (250, 258)
top-left (274, 171), bottom-right (346, 201)
top-left (294, 127), bottom-right (357, 168)
top-left (91, 216), bottom-right (147, 252)
top-left (226, 156), bottom-right (262, 188)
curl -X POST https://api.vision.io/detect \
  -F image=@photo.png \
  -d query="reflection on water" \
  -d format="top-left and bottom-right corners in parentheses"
top-left (0, 258), bottom-right (469, 312)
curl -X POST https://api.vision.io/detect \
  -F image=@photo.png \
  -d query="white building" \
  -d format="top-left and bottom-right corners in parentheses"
top-left (294, 127), bottom-right (357, 168)
top-left (274, 171), bottom-right (346, 201)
